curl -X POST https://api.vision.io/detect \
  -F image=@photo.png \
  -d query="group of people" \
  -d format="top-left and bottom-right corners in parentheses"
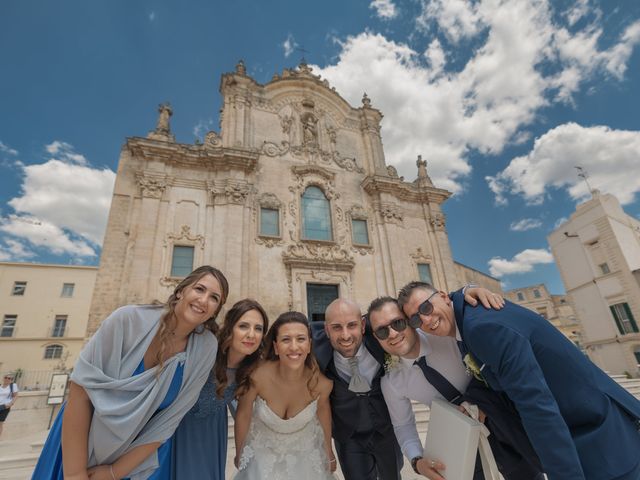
top-left (29, 265), bottom-right (640, 480)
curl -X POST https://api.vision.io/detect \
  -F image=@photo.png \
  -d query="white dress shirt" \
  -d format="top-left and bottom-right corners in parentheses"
top-left (381, 330), bottom-right (471, 461)
top-left (333, 343), bottom-right (380, 385)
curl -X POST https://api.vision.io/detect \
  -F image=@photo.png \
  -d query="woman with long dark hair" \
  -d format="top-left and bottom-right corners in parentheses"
top-left (33, 265), bottom-right (229, 480)
top-left (234, 311), bottom-right (336, 479)
top-left (171, 298), bottom-right (269, 479)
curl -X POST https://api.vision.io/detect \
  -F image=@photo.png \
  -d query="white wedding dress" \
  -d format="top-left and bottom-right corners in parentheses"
top-left (234, 396), bottom-right (336, 480)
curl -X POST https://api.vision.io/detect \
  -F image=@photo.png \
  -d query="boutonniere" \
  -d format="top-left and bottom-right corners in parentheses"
top-left (383, 353), bottom-right (400, 373)
top-left (463, 353), bottom-right (487, 385)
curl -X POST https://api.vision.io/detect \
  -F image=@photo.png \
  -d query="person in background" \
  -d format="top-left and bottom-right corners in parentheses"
top-left (0, 373), bottom-right (19, 438)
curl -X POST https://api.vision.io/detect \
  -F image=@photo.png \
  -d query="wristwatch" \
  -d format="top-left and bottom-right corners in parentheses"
top-left (462, 283), bottom-right (478, 295)
top-left (410, 456), bottom-right (423, 474)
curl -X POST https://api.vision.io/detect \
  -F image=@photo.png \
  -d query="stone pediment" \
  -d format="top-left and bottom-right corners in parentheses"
top-left (282, 242), bottom-right (355, 272)
top-left (362, 175), bottom-right (451, 205)
top-left (127, 137), bottom-right (258, 174)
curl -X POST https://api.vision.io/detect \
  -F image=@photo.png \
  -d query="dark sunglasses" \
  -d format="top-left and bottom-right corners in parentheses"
top-left (409, 291), bottom-right (439, 326)
top-left (374, 316), bottom-right (422, 340)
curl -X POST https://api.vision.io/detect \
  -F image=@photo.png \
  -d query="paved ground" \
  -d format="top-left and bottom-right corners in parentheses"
top-left (0, 430), bottom-right (420, 479)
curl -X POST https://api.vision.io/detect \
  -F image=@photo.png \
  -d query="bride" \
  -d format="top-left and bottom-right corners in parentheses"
top-left (234, 311), bottom-right (336, 479)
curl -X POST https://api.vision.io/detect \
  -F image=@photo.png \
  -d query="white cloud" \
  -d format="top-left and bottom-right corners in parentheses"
top-left (45, 140), bottom-right (87, 165)
top-left (193, 118), bottom-right (215, 140)
top-left (416, 0), bottom-right (483, 42)
top-left (0, 216), bottom-right (95, 257)
top-left (0, 238), bottom-right (35, 261)
top-left (487, 123), bottom-right (640, 206)
top-left (564, 0), bottom-right (599, 27)
top-left (0, 141), bottom-right (18, 156)
top-left (1, 142), bottom-right (115, 258)
top-left (282, 34), bottom-right (297, 58)
top-left (149, 11), bottom-right (156, 22)
top-left (553, 216), bottom-right (568, 229)
top-left (509, 218), bottom-right (543, 232)
top-left (488, 248), bottom-right (554, 277)
top-left (370, 0), bottom-right (398, 20)
top-left (312, 1), bottom-right (640, 194)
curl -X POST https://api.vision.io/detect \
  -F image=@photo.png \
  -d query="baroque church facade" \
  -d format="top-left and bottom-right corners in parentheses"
top-left (86, 61), bottom-right (465, 334)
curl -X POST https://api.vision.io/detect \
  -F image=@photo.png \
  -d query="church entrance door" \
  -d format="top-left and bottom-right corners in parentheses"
top-left (306, 283), bottom-right (339, 322)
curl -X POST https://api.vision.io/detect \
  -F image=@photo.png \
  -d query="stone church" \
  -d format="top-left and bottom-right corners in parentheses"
top-left (87, 61), bottom-right (492, 335)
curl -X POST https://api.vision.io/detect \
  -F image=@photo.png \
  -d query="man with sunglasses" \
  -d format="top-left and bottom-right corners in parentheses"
top-left (369, 296), bottom-right (477, 480)
top-left (398, 281), bottom-right (640, 480)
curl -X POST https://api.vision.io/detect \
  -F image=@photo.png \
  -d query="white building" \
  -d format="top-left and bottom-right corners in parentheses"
top-left (548, 192), bottom-right (640, 376)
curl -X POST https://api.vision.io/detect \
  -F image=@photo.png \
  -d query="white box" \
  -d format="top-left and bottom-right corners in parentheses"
top-left (423, 399), bottom-right (481, 480)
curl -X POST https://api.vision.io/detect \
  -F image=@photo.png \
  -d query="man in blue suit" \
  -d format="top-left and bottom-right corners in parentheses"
top-left (399, 281), bottom-right (640, 480)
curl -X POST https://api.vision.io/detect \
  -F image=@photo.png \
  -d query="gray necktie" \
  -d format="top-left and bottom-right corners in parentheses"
top-left (348, 356), bottom-right (370, 393)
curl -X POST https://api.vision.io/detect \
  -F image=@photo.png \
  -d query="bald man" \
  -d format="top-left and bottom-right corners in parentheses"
top-left (312, 299), bottom-right (402, 480)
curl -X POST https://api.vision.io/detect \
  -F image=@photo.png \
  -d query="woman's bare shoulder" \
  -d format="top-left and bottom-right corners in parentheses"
top-left (251, 360), bottom-right (274, 382)
top-left (316, 370), bottom-right (333, 395)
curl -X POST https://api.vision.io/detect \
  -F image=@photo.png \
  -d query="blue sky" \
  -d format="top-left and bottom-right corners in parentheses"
top-left (1, 0), bottom-right (639, 294)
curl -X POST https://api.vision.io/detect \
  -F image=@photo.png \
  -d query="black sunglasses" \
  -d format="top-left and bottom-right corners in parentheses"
top-left (374, 316), bottom-right (422, 340)
top-left (409, 291), bottom-right (439, 326)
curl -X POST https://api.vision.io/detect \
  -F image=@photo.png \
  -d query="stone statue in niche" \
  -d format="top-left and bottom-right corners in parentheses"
top-left (301, 112), bottom-right (318, 145)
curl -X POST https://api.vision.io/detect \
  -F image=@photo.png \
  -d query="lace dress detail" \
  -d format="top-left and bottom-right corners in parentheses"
top-left (234, 397), bottom-right (336, 480)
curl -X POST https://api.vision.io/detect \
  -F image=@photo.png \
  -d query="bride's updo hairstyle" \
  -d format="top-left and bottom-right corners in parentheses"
top-left (264, 311), bottom-right (320, 396)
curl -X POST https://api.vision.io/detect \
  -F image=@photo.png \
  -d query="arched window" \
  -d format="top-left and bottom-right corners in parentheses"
top-left (44, 344), bottom-right (63, 359)
top-left (302, 186), bottom-right (332, 241)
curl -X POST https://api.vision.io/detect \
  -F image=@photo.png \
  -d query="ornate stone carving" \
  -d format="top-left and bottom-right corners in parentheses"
top-left (159, 277), bottom-right (181, 288)
top-left (282, 242), bottom-right (355, 270)
top-left (362, 93), bottom-right (372, 108)
top-left (289, 165), bottom-right (339, 198)
top-left (224, 180), bottom-right (251, 205)
top-left (261, 141), bottom-right (290, 157)
top-left (330, 152), bottom-right (364, 173)
top-left (258, 192), bottom-right (282, 209)
top-left (348, 204), bottom-right (369, 220)
top-left (204, 131), bottom-right (222, 149)
top-left (301, 112), bottom-right (318, 146)
top-left (136, 172), bottom-right (168, 199)
top-left (410, 247), bottom-right (433, 263)
top-left (326, 126), bottom-right (337, 146)
top-left (387, 165), bottom-right (400, 178)
top-left (280, 114), bottom-right (293, 134)
top-left (164, 225), bottom-right (205, 250)
top-left (255, 236), bottom-right (284, 248)
top-left (236, 60), bottom-right (246, 75)
top-left (376, 202), bottom-right (404, 225)
top-left (430, 213), bottom-right (446, 230)
top-left (206, 179), bottom-right (252, 205)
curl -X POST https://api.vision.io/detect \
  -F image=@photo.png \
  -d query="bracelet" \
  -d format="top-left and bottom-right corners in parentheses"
top-left (410, 456), bottom-right (423, 474)
top-left (462, 283), bottom-right (478, 295)
top-left (109, 464), bottom-right (117, 480)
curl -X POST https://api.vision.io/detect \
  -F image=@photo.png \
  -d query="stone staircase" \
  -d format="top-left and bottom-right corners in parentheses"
top-left (3, 376), bottom-right (640, 479)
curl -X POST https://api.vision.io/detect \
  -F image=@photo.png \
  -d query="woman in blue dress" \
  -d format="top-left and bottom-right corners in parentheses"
top-left (32, 265), bottom-right (229, 480)
top-left (171, 298), bottom-right (269, 480)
